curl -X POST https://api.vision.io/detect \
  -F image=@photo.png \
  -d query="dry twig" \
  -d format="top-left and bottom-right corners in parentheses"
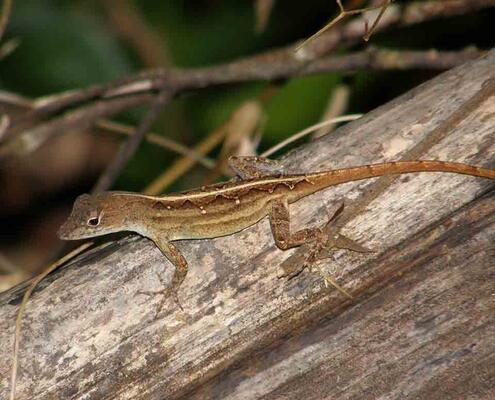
top-left (0, 92), bottom-right (213, 165)
top-left (363, 0), bottom-right (393, 41)
top-left (1, 47), bottom-right (484, 149)
top-left (96, 119), bottom-right (214, 169)
top-left (0, 37), bottom-right (18, 60)
top-left (0, 94), bottom-right (155, 158)
top-left (92, 89), bottom-right (173, 193)
top-left (143, 116), bottom-right (230, 195)
top-left (295, 0), bottom-right (392, 52)
top-left (261, 114), bottom-right (361, 158)
top-left (254, 0), bottom-right (276, 33)
top-left (294, 0), bottom-right (494, 58)
top-left (313, 85), bottom-right (350, 138)
top-left (102, 0), bottom-right (170, 67)
top-left (0, 0), bottom-right (13, 41)
top-left (202, 100), bottom-right (263, 184)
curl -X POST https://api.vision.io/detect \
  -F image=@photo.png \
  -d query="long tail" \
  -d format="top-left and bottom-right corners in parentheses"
top-left (289, 160), bottom-right (495, 201)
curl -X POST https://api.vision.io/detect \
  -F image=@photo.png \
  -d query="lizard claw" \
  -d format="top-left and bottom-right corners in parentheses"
top-left (136, 288), bottom-right (184, 320)
top-left (333, 234), bottom-right (373, 253)
top-left (135, 271), bottom-right (185, 319)
top-left (279, 246), bottom-right (353, 300)
top-left (278, 200), bottom-right (371, 299)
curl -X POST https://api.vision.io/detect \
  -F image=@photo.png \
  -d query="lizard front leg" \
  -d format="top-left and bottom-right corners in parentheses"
top-left (139, 235), bottom-right (188, 315)
top-left (158, 239), bottom-right (189, 306)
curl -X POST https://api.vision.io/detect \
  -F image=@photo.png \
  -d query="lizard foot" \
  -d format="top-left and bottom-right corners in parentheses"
top-left (278, 201), bottom-right (372, 299)
top-left (136, 271), bottom-right (184, 319)
top-left (279, 239), bottom-right (354, 299)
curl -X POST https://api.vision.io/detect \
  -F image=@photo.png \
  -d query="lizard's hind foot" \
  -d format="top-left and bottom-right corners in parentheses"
top-left (278, 201), bottom-right (372, 299)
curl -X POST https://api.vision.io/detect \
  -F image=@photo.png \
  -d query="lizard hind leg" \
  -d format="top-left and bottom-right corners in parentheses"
top-left (310, 205), bottom-right (374, 299)
top-left (269, 199), bottom-right (326, 250)
top-left (273, 200), bottom-right (371, 299)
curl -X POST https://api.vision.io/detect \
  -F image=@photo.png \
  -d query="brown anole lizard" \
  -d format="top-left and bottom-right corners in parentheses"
top-left (58, 156), bottom-right (495, 306)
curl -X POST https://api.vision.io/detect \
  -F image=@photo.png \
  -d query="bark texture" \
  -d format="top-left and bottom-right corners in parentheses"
top-left (1, 50), bottom-right (494, 400)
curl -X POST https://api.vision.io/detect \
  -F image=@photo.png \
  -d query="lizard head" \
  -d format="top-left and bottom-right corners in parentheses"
top-left (58, 193), bottom-right (127, 240)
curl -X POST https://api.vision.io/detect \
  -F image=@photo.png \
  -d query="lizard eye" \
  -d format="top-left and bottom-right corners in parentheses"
top-left (87, 214), bottom-right (100, 226)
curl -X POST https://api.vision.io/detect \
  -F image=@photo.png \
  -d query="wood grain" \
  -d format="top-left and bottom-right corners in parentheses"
top-left (1, 50), bottom-right (494, 400)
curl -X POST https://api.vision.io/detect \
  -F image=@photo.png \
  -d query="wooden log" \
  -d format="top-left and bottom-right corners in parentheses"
top-left (0, 49), bottom-right (494, 400)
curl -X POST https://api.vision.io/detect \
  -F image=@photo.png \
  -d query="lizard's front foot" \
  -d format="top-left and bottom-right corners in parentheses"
top-left (136, 272), bottom-right (185, 319)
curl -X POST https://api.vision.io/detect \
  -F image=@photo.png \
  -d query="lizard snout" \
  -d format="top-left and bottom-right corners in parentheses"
top-left (57, 220), bottom-right (72, 240)
top-left (57, 216), bottom-right (82, 240)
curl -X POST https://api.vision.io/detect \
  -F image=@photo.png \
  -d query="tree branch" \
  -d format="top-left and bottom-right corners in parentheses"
top-left (1, 47), bottom-right (485, 148)
top-left (297, 0), bottom-right (495, 57)
top-left (91, 89), bottom-right (173, 193)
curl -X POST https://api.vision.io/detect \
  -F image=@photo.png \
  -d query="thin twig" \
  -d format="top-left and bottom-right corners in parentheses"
top-left (92, 90), bottom-right (172, 193)
top-left (261, 114), bottom-right (363, 158)
top-left (178, 47), bottom-right (485, 90)
top-left (0, 94), bottom-right (155, 159)
top-left (0, 37), bottom-right (18, 60)
top-left (254, 0), bottom-right (276, 34)
top-left (96, 119), bottom-right (214, 169)
top-left (0, 91), bottom-right (212, 166)
top-left (364, 0), bottom-right (393, 41)
top-left (0, 0), bottom-right (13, 41)
top-left (4, 73), bottom-right (158, 140)
top-left (0, 114), bottom-right (9, 139)
top-left (294, 0), bottom-right (388, 52)
top-left (0, 251), bottom-right (18, 273)
top-left (313, 84), bottom-right (350, 138)
top-left (10, 242), bottom-right (94, 400)
top-left (2, 45), bottom-right (486, 145)
top-left (202, 101), bottom-right (263, 184)
top-left (143, 120), bottom-right (229, 195)
top-left (0, 90), bottom-right (32, 108)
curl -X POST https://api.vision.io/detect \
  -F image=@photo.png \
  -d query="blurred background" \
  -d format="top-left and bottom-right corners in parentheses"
top-left (0, 0), bottom-right (494, 290)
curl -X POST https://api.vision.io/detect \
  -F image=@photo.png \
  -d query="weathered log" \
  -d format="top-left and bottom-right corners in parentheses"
top-left (1, 49), bottom-right (494, 400)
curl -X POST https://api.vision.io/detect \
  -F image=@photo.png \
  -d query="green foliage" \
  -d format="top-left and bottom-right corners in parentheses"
top-left (0, 1), bottom-right (132, 95)
top-left (139, 1), bottom-right (256, 66)
top-left (264, 74), bottom-right (341, 142)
